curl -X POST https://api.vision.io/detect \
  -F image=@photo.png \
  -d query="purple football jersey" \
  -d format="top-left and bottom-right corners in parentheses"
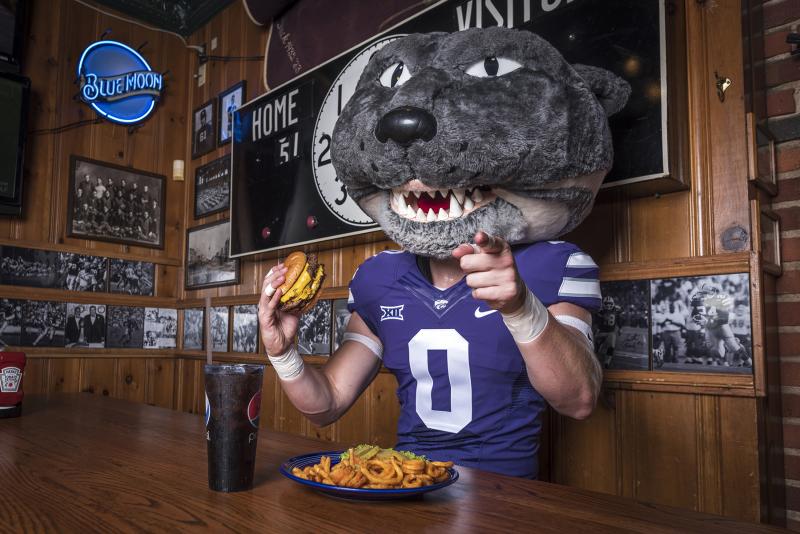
top-left (347, 241), bottom-right (601, 478)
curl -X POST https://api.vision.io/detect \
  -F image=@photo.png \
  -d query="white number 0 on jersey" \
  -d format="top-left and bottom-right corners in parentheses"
top-left (408, 329), bottom-right (473, 433)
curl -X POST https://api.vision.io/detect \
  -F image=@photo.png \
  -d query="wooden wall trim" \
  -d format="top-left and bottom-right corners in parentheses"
top-left (605, 369), bottom-right (755, 397)
top-left (23, 349), bottom-right (176, 358)
top-left (599, 252), bottom-right (750, 281)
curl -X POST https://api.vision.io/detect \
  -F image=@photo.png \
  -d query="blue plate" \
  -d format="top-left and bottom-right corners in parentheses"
top-left (280, 450), bottom-right (459, 501)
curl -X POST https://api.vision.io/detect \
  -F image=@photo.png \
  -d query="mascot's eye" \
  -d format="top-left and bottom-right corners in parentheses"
top-left (379, 62), bottom-right (412, 88)
top-left (465, 56), bottom-right (522, 78)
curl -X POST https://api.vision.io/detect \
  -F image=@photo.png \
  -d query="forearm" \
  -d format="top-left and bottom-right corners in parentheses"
top-left (516, 316), bottom-right (602, 420)
top-left (274, 361), bottom-right (341, 426)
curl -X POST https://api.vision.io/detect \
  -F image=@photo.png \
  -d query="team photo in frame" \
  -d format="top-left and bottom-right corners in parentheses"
top-left (218, 80), bottom-right (246, 146)
top-left (67, 156), bottom-right (166, 249)
top-left (194, 154), bottom-right (231, 219)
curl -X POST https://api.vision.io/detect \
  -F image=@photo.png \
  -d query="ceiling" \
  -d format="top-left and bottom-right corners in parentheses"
top-left (94, 0), bottom-right (235, 37)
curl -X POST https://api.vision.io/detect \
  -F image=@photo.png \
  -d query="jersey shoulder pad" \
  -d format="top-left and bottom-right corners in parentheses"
top-left (347, 250), bottom-right (413, 311)
top-left (514, 241), bottom-right (601, 311)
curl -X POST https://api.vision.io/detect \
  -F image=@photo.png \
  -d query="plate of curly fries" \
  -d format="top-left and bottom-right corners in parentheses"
top-left (280, 445), bottom-right (458, 500)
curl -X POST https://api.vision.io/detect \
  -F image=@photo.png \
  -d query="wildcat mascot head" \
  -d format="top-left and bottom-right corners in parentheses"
top-left (331, 27), bottom-right (630, 259)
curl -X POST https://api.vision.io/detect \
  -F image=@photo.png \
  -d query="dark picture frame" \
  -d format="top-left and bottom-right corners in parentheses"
top-left (210, 306), bottom-right (229, 352)
top-left (182, 308), bottom-right (204, 350)
top-left (67, 156), bottom-right (166, 249)
top-left (108, 258), bottom-right (155, 296)
top-left (297, 299), bottom-right (331, 356)
top-left (106, 305), bottom-right (145, 349)
top-left (650, 273), bottom-right (752, 374)
top-left (218, 80), bottom-right (246, 146)
top-left (192, 99), bottom-right (216, 159)
top-left (232, 304), bottom-right (258, 353)
top-left (185, 219), bottom-right (240, 290)
top-left (593, 280), bottom-right (650, 371)
top-left (193, 154), bottom-right (231, 219)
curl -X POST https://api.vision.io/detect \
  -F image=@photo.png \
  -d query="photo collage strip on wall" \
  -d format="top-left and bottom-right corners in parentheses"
top-left (0, 245), bottom-right (156, 296)
top-left (0, 298), bottom-right (177, 350)
top-left (594, 273), bottom-right (753, 374)
top-left (180, 298), bottom-right (347, 356)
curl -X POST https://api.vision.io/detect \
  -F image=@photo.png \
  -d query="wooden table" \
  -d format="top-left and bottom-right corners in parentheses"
top-left (0, 394), bottom-right (784, 533)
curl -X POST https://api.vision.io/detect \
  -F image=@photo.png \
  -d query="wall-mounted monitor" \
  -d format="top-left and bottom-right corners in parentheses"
top-left (0, 72), bottom-right (30, 216)
top-left (0, 0), bottom-right (26, 73)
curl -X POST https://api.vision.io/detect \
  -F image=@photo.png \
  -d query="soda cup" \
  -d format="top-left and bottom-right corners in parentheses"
top-left (204, 363), bottom-right (264, 492)
top-left (0, 352), bottom-right (26, 419)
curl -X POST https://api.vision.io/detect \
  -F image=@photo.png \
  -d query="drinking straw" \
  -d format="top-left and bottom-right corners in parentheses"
top-left (205, 296), bottom-right (212, 365)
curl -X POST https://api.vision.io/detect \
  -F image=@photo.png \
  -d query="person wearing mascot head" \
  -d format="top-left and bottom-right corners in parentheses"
top-left (258, 26), bottom-right (630, 478)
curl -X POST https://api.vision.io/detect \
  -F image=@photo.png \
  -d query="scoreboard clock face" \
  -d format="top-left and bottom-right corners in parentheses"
top-left (311, 35), bottom-right (403, 226)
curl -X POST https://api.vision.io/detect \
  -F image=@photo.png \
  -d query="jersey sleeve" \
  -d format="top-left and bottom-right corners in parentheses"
top-left (516, 242), bottom-right (602, 312)
top-left (346, 258), bottom-right (381, 337)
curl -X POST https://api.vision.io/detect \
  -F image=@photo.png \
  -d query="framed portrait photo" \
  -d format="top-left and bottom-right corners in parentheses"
top-left (185, 219), bottom-right (240, 290)
top-left (218, 80), bottom-right (246, 146)
top-left (109, 259), bottom-right (155, 296)
top-left (182, 308), bottom-right (204, 350)
top-left (232, 304), bottom-right (258, 353)
top-left (192, 99), bottom-right (216, 159)
top-left (194, 154), bottom-right (231, 219)
top-left (67, 156), bottom-right (166, 248)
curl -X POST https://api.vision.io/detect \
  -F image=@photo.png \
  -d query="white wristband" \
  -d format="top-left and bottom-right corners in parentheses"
top-left (267, 344), bottom-right (304, 381)
top-left (501, 288), bottom-right (549, 344)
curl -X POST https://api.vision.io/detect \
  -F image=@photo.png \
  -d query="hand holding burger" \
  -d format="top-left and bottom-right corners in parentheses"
top-left (258, 251), bottom-right (325, 358)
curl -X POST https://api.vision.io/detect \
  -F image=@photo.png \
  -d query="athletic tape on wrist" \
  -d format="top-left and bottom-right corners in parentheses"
top-left (554, 314), bottom-right (594, 349)
top-left (342, 332), bottom-right (383, 360)
top-left (263, 268), bottom-right (276, 297)
top-left (267, 344), bottom-right (304, 381)
top-left (501, 289), bottom-right (549, 343)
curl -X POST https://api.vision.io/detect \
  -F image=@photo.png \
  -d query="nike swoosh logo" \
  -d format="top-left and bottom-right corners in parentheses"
top-left (474, 307), bottom-right (498, 318)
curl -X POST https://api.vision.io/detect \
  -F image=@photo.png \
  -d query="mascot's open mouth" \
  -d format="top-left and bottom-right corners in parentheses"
top-left (389, 180), bottom-right (496, 223)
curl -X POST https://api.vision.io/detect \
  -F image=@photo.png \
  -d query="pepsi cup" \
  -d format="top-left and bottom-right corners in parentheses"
top-left (204, 364), bottom-right (264, 492)
top-left (0, 352), bottom-right (25, 419)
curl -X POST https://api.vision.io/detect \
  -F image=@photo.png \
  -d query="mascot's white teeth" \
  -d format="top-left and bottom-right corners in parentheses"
top-left (390, 186), bottom-right (493, 222)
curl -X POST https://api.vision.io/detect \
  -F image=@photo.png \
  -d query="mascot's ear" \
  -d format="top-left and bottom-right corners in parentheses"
top-left (572, 64), bottom-right (631, 116)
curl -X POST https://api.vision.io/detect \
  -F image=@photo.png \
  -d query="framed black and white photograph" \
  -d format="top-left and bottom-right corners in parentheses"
top-left (332, 298), bottom-right (350, 352)
top-left (0, 298), bottom-right (23, 347)
top-left (185, 220), bottom-right (240, 290)
top-left (67, 156), bottom-right (166, 249)
top-left (144, 308), bottom-right (177, 349)
top-left (0, 246), bottom-right (60, 288)
top-left (58, 253), bottom-right (107, 292)
top-left (218, 80), bottom-right (246, 146)
top-left (109, 259), bottom-right (155, 296)
top-left (194, 154), bottom-right (230, 219)
top-left (297, 299), bottom-right (331, 356)
top-left (22, 300), bottom-right (66, 347)
top-left (106, 306), bottom-right (145, 349)
top-left (65, 303), bottom-right (106, 348)
top-left (232, 304), bottom-right (258, 353)
top-left (210, 306), bottom-right (229, 352)
top-left (593, 281), bottom-right (650, 370)
top-left (192, 99), bottom-right (216, 159)
top-left (182, 308), bottom-right (204, 350)
top-left (650, 273), bottom-right (752, 374)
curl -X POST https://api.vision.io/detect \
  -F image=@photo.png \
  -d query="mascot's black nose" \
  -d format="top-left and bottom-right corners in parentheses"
top-left (375, 106), bottom-right (437, 146)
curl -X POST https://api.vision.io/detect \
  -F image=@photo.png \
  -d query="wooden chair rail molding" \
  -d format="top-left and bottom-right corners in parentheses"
top-left (0, 238), bottom-right (182, 266)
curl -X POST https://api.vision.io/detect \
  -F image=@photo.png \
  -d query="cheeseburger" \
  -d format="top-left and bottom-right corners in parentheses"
top-left (278, 251), bottom-right (325, 312)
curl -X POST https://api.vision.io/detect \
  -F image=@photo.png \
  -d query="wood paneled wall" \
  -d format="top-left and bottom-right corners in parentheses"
top-left (9, 0), bottom-right (190, 297)
top-left (11, 0), bottom-right (780, 526)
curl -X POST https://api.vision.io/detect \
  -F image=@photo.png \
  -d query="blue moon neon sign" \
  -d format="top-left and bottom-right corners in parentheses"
top-left (77, 40), bottom-right (163, 125)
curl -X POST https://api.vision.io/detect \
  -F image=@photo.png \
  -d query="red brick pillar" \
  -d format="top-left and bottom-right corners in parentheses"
top-left (765, 0), bottom-right (800, 529)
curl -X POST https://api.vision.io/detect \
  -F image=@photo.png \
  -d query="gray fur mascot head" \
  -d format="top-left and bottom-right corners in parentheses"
top-left (331, 27), bottom-right (630, 259)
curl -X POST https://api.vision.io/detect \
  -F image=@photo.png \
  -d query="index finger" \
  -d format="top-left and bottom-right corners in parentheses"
top-left (474, 231), bottom-right (507, 254)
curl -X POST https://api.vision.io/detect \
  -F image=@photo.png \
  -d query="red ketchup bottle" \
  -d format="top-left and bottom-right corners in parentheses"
top-left (0, 352), bottom-right (25, 418)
